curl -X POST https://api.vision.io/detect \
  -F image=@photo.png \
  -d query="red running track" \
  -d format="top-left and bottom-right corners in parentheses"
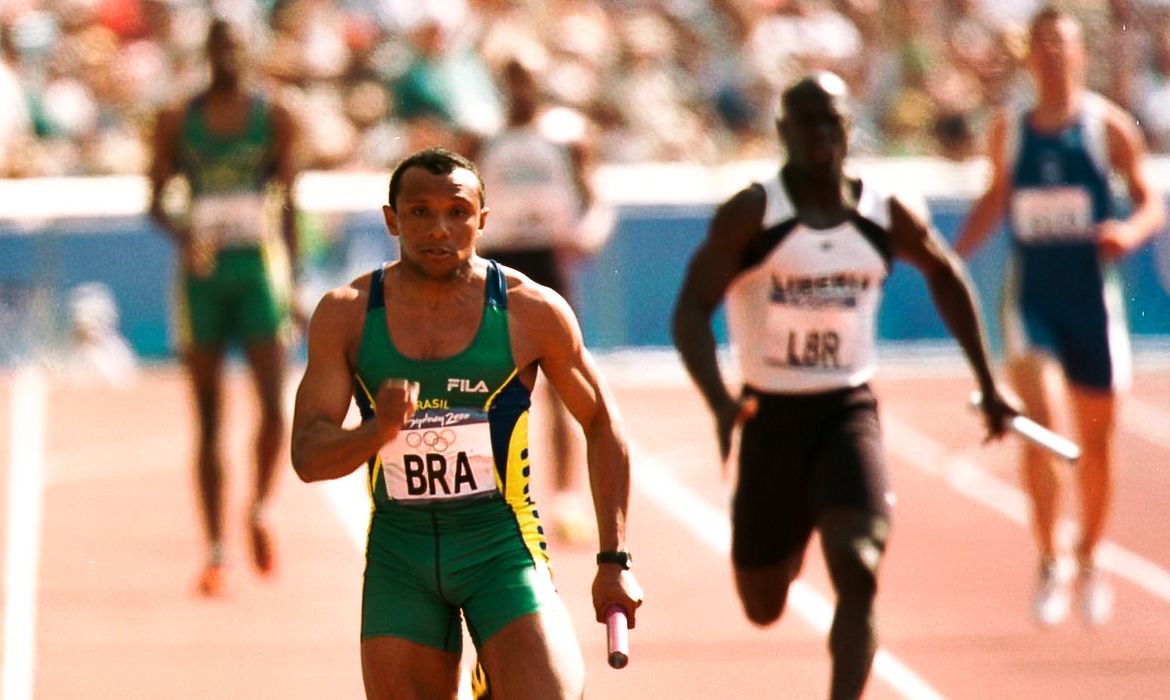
top-left (2, 352), bottom-right (1169, 699)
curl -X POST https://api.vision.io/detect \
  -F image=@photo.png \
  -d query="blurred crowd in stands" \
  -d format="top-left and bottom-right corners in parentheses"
top-left (2, 0), bottom-right (1170, 178)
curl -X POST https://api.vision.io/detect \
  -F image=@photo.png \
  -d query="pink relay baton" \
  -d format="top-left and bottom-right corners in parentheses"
top-left (605, 604), bottom-right (629, 669)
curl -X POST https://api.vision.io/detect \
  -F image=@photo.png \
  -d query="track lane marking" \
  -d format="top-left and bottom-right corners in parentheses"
top-left (310, 356), bottom-right (1170, 700)
top-left (629, 444), bottom-right (946, 700)
top-left (3, 367), bottom-right (47, 700)
top-left (883, 414), bottom-right (1170, 603)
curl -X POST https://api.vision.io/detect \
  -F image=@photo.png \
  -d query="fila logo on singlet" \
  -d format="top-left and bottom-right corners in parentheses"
top-left (447, 378), bottom-right (490, 393)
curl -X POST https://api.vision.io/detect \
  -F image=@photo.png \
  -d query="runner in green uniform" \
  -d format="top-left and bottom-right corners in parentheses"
top-left (291, 147), bottom-right (643, 700)
top-left (148, 17), bottom-right (301, 597)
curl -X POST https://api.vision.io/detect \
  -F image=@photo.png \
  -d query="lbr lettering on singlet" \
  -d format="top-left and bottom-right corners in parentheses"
top-left (379, 408), bottom-right (497, 501)
top-left (763, 277), bottom-right (860, 371)
top-left (1011, 187), bottom-right (1095, 243)
top-left (767, 328), bottom-right (842, 369)
top-left (190, 193), bottom-right (267, 247)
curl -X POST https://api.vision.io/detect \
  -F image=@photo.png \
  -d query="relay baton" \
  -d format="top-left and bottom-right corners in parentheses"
top-left (605, 604), bottom-right (629, 669)
top-left (969, 391), bottom-right (1081, 463)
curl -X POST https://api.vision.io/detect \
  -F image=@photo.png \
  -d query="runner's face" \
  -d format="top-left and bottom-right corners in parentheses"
top-left (780, 90), bottom-right (849, 173)
top-left (1028, 17), bottom-right (1084, 87)
top-left (384, 167), bottom-right (486, 277)
top-left (208, 27), bottom-right (245, 79)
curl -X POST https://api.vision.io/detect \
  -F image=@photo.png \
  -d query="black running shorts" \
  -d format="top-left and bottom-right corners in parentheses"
top-left (731, 383), bottom-right (890, 568)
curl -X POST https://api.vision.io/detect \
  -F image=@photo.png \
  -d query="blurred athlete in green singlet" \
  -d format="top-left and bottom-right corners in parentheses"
top-left (148, 17), bottom-right (302, 597)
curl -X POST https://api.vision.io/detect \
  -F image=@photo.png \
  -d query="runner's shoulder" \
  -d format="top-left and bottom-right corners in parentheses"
top-left (498, 263), bottom-right (571, 319)
top-left (311, 272), bottom-right (374, 334)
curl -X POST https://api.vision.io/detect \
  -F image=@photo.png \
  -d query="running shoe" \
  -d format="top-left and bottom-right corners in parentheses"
top-left (196, 564), bottom-right (225, 598)
top-left (1032, 557), bottom-right (1070, 627)
top-left (1076, 565), bottom-right (1114, 627)
top-left (249, 517), bottom-right (277, 576)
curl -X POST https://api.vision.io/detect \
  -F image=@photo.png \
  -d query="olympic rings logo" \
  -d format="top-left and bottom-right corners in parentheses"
top-left (404, 429), bottom-right (458, 452)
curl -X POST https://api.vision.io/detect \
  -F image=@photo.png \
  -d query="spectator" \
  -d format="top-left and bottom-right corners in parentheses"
top-left (0, 26), bottom-right (33, 176)
top-left (389, 8), bottom-right (501, 155)
top-left (62, 281), bottom-right (140, 387)
top-left (1133, 23), bottom-right (1170, 152)
top-left (0, 0), bottom-right (1165, 173)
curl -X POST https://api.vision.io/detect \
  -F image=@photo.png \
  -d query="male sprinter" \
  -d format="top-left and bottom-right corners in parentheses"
top-left (290, 147), bottom-right (643, 699)
top-left (673, 72), bottom-right (1015, 699)
top-left (149, 17), bottom-right (300, 596)
top-left (956, 5), bottom-right (1165, 627)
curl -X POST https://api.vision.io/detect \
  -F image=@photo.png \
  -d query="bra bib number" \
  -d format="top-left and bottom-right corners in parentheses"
top-left (378, 408), bottom-right (497, 502)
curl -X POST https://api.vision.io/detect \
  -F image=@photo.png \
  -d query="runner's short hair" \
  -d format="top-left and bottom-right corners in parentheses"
top-left (387, 147), bottom-right (486, 212)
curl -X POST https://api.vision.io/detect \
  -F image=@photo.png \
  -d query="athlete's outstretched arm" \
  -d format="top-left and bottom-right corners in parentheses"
top-left (889, 197), bottom-right (1015, 438)
top-left (672, 185), bottom-right (764, 459)
top-left (511, 285), bottom-right (644, 625)
top-left (954, 112), bottom-right (1011, 259)
top-left (290, 283), bottom-right (417, 482)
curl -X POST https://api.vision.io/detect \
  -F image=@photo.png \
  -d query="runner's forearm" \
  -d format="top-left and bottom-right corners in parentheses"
top-left (672, 303), bottom-right (734, 412)
top-left (582, 413), bottom-right (631, 554)
top-left (291, 417), bottom-right (388, 483)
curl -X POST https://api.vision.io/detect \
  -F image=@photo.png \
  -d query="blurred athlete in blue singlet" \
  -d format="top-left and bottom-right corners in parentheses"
top-left (956, 6), bottom-right (1165, 628)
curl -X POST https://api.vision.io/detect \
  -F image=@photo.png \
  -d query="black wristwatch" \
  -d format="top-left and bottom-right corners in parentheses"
top-left (596, 550), bottom-right (633, 570)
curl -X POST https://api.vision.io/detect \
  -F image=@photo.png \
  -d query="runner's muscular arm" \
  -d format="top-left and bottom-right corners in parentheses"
top-left (1099, 104), bottom-right (1166, 260)
top-left (147, 105), bottom-right (188, 246)
top-left (671, 185), bottom-right (764, 458)
top-left (889, 197), bottom-right (1013, 438)
top-left (510, 285), bottom-right (644, 624)
top-left (954, 111), bottom-right (1011, 259)
top-left (290, 284), bottom-right (416, 482)
top-left (269, 100), bottom-right (302, 272)
top-left (519, 288), bottom-right (630, 553)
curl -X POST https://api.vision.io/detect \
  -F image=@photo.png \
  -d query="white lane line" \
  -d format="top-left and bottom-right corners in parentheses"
top-left (1124, 396), bottom-right (1170, 452)
top-left (883, 415), bottom-right (1170, 603)
top-left (630, 445), bottom-right (946, 700)
top-left (3, 367), bottom-right (48, 700)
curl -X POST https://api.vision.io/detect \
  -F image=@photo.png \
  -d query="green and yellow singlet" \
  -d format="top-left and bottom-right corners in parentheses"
top-left (353, 261), bottom-right (549, 565)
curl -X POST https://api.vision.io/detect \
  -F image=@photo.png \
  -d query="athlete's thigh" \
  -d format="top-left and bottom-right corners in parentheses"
top-left (178, 272), bottom-right (230, 350)
top-left (360, 636), bottom-right (461, 700)
top-left (732, 396), bottom-right (814, 569)
top-left (811, 387), bottom-right (889, 517)
top-left (477, 598), bottom-right (584, 700)
top-left (234, 252), bottom-right (287, 342)
top-left (363, 513), bottom-right (465, 652)
top-left (1055, 314), bottom-right (1128, 391)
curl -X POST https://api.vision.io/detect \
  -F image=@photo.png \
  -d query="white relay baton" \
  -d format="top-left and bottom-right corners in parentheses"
top-left (969, 391), bottom-right (1082, 463)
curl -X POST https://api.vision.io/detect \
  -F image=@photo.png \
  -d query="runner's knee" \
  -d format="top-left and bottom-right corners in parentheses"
top-left (741, 592), bottom-right (786, 626)
top-left (819, 510), bottom-right (888, 604)
top-left (736, 558), bottom-right (801, 626)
